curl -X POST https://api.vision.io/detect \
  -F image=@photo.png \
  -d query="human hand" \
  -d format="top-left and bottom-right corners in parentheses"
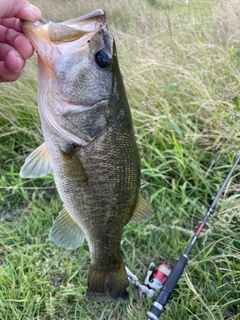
top-left (0, 0), bottom-right (41, 82)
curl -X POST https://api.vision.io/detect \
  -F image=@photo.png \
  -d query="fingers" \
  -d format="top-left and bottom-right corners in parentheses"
top-left (0, 59), bottom-right (21, 82)
top-left (0, 0), bottom-right (41, 22)
top-left (19, 3), bottom-right (42, 22)
top-left (0, 26), bottom-right (34, 59)
top-left (0, 24), bottom-right (34, 82)
top-left (0, 18), bottom-right (23, 33)
top-left (0, 42), bottom-right (25, 69)
top-left (0, 0), bottom-right (41, 82)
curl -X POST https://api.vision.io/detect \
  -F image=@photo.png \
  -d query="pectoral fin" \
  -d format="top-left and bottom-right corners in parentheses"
top-left (20, 142), bottom-right (52, 178)
top-left (129, 193), bottom-right (154, 223)
top-left (60, 144), bottom-right (88, 182)
top-left (49, 206), bottom-right (85, 250)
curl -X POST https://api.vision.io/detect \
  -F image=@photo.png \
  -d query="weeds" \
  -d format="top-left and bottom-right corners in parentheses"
top-left (0, 0), bottom-right (240, 319)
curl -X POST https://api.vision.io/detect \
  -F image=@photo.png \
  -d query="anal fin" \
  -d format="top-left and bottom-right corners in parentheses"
top-left (49, 206), bottom-right (85, 250)
top-left (20, 142), bottom-right (52, 178)
top-left (129, 193), bottom-right (154, 223)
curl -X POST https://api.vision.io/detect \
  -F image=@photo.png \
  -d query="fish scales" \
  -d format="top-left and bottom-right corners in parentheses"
top-left (20, 9), bottom-right (153, 301)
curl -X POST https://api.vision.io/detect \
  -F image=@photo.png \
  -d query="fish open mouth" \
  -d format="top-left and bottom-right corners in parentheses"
top-left (21, 9), bottom-right (106, 53)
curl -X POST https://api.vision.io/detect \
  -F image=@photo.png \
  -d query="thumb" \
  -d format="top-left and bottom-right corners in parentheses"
top-left (1, 0), bottom-right (41, 22)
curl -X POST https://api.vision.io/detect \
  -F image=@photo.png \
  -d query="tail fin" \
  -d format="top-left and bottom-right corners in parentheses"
top-left (86, 260), bottom-right (129, 301)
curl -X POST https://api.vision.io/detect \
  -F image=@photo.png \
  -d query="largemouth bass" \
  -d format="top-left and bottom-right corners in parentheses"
top-left (20, 9), bottom-right (153, 301)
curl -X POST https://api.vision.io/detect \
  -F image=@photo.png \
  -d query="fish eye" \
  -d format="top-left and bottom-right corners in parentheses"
top-left (95, 51), bottom-right (111, 68)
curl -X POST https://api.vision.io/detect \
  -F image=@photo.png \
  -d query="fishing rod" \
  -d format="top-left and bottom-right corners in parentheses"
top-left (125, 155), bottom-right (240, 318)
top-left (146, 154), bottom-right (240, 320)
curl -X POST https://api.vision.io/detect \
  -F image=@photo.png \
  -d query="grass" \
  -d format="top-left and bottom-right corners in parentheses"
top-left (0, 0), bottom-right (240, 319)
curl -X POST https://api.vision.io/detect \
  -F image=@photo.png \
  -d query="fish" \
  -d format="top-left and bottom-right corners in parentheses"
top-left (20, 9), bottom-right (153, 301)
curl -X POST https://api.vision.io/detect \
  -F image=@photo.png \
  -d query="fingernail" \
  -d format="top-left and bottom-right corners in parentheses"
top-left (15, 54), bottom-right (25, 73)
top-left (30, 4), bottom-right (42, 17)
